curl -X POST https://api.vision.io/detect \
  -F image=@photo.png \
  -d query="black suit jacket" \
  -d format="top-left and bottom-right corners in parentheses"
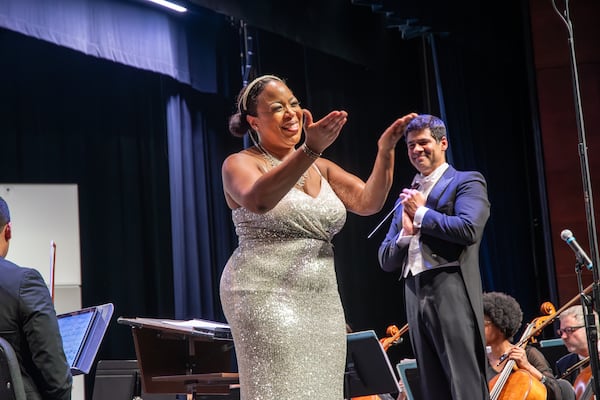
top-left (555, 352), bottom-right (583, 385)
top-left (0, 256), bottom-right (72, 400)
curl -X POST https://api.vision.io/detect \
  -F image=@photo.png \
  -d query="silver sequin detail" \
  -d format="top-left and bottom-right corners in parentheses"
top-left (220, 177), bottom-right (347, 400)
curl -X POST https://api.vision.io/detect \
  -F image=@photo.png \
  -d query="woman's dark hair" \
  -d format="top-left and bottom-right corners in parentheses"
top-left (228, 75), bottom-right (284, 138)
top-left (483, 291), bottom-right (523, 341)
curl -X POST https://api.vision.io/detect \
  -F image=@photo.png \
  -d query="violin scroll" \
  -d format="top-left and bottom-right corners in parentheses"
top-left (379, 323), bottom-right (409, 352)
top-left (385, 325), bottom-right (399, 337)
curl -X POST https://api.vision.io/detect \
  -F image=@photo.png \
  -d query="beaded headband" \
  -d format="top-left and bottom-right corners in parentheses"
top-left (237, 74), bottom-right (283, 114)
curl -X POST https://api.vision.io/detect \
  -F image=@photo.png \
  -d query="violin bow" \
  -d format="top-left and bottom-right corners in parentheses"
top-left (515, 283), bottom-right (593, 347)
top-left (49, 240), bottom-right (56, 303)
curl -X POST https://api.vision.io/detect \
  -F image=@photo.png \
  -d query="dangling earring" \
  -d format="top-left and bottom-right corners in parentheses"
top-left (249, 130), bottom-right (260, 148)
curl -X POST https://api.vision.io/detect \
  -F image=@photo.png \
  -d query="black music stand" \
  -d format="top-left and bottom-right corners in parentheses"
top-left (396, 359), bottom-right (422, 400)
top-left (344, 330), bottom-right (400, 399)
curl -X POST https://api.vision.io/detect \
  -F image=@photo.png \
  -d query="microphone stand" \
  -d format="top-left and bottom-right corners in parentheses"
top-left (574, 258), bottom-right (600, 396)
top-left (551, 0), bottom-right (600, 395)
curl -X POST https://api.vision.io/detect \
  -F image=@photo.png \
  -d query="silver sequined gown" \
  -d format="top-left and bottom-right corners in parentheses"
top-left (220, 175), bottom-right (347, 400)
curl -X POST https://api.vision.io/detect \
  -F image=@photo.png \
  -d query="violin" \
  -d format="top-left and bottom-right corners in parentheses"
top-left (379, 324), bottom-right (409, 352)
top-left (488, 302), bottom-right (556, 400)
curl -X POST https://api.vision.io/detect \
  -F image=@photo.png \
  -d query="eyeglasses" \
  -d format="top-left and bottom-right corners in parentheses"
top-left (557, 325), bottom-right (584, 336)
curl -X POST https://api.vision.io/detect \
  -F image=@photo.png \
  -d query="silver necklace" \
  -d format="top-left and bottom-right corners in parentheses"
top-left (255, 142), bottom-right (308, 188)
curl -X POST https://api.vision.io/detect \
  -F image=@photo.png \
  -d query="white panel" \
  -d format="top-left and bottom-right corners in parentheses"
top-left (0, 184), bottom-right (81, 285)
top-left (72, 376), bottom-right (85, 400)
top-left (0, 184), bottom-right (84, 400)
top-left (54, 285), bottom-right (83, 314)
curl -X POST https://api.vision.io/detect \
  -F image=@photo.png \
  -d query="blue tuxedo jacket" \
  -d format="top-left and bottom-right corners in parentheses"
top-left (378, 165), bottom-right (491, 347)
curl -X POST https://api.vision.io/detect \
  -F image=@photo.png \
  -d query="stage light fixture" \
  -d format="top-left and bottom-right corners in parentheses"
top-left (143, 0), bottom-right (187, 13)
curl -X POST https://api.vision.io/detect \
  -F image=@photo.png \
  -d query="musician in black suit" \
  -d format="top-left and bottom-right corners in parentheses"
top-left (0, 196), bottom-right (72, 400)
top-left (378, 114), bottom-right (490, 399)
top-left (555, 305), bottom-right (598, 385)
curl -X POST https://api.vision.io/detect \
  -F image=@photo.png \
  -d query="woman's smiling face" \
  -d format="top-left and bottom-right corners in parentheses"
top-left (247, 80), bottom-right (303, 152)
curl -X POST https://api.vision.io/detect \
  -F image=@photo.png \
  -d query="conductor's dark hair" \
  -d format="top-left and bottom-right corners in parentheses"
top-left (404, 114), bottom-right (446, 142)
top-left (483, 291), bottom-right (523, 341)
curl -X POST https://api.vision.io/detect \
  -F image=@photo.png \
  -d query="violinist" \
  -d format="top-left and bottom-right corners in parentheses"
top-left (555, 305), bottom-right (599, 384)
top-left (483, 292), bottom-right (563, 400)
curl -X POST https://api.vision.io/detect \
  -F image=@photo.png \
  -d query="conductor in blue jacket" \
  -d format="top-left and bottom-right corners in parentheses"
top-left (378, 114), bottom-right (490, 400)
top-left (0, 196), bottom-right (72, 400)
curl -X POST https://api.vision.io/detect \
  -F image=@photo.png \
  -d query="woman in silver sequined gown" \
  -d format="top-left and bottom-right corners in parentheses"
top-left (221, 178), bottom-right (347, 399)
top-left (220, 74), bottom-right (416, 400)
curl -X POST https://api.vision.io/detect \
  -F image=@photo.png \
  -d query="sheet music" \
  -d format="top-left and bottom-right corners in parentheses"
top-left (161, 319), bottom-right (230, 330)
top-left (58, 310), bottom-right (95, 367)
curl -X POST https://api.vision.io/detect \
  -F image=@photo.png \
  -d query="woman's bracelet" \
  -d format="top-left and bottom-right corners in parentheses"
top-left (302, 143), bottom-right (322, 160)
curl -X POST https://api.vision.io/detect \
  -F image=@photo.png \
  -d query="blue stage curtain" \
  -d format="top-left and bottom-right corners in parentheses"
top-left (0, 0), bottom-right (218, 93)
top-left (167, 95), bottom-right (211, 319)
top-left (166, 91), bottom-right (239, 321)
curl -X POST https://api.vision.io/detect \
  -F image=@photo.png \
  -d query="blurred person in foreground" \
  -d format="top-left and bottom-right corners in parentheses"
top-left (0, 196), bottom-right (72, 400)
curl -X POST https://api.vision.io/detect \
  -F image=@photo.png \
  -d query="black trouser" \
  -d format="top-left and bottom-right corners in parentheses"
top-left (405, 266), bottom-right (489, 400)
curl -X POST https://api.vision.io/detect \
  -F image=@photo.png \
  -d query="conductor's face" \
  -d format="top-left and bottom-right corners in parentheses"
top-left (406, 128), bottom-right (448, 176)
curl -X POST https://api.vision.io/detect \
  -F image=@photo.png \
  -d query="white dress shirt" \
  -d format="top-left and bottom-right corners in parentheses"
top-left (397, 163), bottom-right (455, 277)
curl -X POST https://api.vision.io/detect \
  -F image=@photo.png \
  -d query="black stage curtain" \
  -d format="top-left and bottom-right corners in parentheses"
top-left (240, 1), bottom-right (557, 346)
top-left (0, 28), bottom-right (175, 359)
top-left (429, 1), bottom-right (558, 321)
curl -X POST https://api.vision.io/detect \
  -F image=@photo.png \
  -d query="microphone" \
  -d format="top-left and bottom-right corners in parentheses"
top-left (560, 229), bottom-right (593, 270)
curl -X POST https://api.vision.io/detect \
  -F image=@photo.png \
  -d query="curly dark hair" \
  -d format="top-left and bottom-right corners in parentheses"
top-left (483, 292), bottom-right (523, 341)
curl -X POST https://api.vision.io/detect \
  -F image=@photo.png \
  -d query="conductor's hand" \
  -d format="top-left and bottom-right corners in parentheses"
top-left (302, 108), bottom-right (348, 154)
top-left (401, 210), bottom-right (416, 236)
top-left (400, 188), bottom-right (425, 218)
top-left (378, 113), bottom-right (418, 151)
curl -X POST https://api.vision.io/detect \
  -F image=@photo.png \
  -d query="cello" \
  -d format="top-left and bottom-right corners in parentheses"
top-left (559, 355), bottom-right (593, 399)
top-left (573, 364), bottom-right (593, 400)
top-left (488, 302), bottom-right (556, 400)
